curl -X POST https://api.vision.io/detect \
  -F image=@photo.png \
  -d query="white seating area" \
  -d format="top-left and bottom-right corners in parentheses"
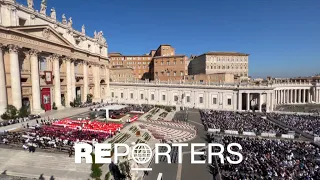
top-left (139, 123), bottom-right (196, 143)
top-left (146, 120), bottom-right (195, 130)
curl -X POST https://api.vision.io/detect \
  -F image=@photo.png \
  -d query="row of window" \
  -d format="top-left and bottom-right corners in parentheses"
top-left (132, 66), bottom-right (148, 69)
top-left (155, 60), bottom-right (184, 65)
top-left (111, 92), bottom-right (232, 105)
top-left (111, 57), bottom-right (152, 60)
top-left (207, 65), bottom-right (247, 70)
top-left (155, 71), bottom-right (184, 77)
top-left (207, 56), bottom-right (247, 62)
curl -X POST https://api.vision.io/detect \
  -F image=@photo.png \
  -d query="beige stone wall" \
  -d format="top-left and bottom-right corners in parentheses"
top-left (184, 73), bottom-right (235, 83)
top-left (110, 68), bottom-right (134, 82)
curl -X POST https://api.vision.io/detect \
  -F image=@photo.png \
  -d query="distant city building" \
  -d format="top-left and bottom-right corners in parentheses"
top-left (109, 45), bottom-right (188, 81)
top-left (188, 52), bottom-right (249, 78)
top-left (108, 52), bottom-right (152, 80)
top-left (110, 67), bottom-right (134, 82)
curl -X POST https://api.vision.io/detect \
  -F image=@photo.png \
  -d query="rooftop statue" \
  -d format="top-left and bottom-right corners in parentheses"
top-left (50, 8), bottom-right (56, 20)
top-left (27, 0), bottom-right (34, 9)
top-left (82, 25), bottom-right (85, 34)
top-left (40, 0), bottom-right (47, 15)
top-left (95, 31), bottom-right (107, 45)
top-left (62, 14), bottom-right (67, 25)
top-left (68, 17), bottom-right (73, 27)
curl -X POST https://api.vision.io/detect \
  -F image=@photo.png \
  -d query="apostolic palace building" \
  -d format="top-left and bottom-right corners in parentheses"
top-left (0, 0), bottom-right (320, 117)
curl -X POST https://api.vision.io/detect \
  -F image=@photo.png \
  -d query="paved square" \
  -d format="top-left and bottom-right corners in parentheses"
top-left (0, 148), bottom-right (91, 180)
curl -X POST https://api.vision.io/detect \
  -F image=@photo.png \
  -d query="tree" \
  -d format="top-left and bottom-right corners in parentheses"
top-left (104, 172), bottom-right (111, 180)
top-left (87, 94), bottom-right (93, 103)
top-left (90, 153), bottom-right (102, 180)
top-left (119, 159), bottom-right (131, 179)
top-left (6, 105), bottom-right (18, 119)
top-left (1, 113), bottom-right (10, 120)
top-left (18, 106), bottom-right (30, 118)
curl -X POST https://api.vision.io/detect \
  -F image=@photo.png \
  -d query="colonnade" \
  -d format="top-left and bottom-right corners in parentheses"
top-left (0, 44), bottom-right (109, 115)
top-left (238, 92), bottom-right (273, 112)
top-left (274, 88), bottom-right (316, 105)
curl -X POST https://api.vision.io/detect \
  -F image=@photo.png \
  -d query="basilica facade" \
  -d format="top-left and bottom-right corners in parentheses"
top-left (0, 0), bottom-right (109, 114)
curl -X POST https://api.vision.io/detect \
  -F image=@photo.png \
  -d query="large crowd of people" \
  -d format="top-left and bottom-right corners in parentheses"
top-left (268, 113), bottom-right (320, 136)
top-left (0, 120), bottom-right (114, 154)
top-left (209, 135), bottom-right (320, 180)
top-left (200, 110), bottom-right (287, 134)
top-left (0, 114), bottom-right (41, 127)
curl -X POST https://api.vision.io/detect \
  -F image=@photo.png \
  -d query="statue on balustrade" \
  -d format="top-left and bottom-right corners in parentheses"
top-left (40, 0), bottom-right (47, 15)
top-left (95, 31), bottom-right (107, 45)
top-left (62, 14), bottom-right (67, 25)
top-left (27, 0), bottom-right (34, 9)
top-left (68, 17), bottom-right (73, 27)
top-left (82, 25), bottom-right (85, 34)
top-left (50, 8), bottom-right (56, 20)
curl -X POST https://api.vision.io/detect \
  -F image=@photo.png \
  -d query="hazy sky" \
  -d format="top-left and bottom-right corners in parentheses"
top-left (19, 0), bottom-right (320, 78)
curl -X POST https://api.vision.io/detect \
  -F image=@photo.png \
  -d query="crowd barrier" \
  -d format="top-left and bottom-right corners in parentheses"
top-left (224, 130), bottom-right (238, 135)
top-left (207, 128), bottom-right (220, 133)
top-left (281, 134), bottom-right (294, 139)
top-left (243, 132), bottom-right (256, 136)
top-left (261, 133), bottom-right (276, 137)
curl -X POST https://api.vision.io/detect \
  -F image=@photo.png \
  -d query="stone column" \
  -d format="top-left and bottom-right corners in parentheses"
top-left (65, 57), bottom-right (72, 107)
top-left (259, 93), bottom-right (262, 112)
top-left (298, 89), bottom-right (301, 103)
top-left (0, 44), bottom-right (7, 115)
top-left (82, 61), bottom-right (88, 103)
top-left (93, 65), bottom-right (101, 101)
top-left (286, 90), bottom-right (289, 103)
top-left (246, 93), bottom-right (250, 111)
top-left (266, 93), bottom-right (270, 112)
top-left (308, 89), bottom-right (311, 103)
top-left (279, 90), bottom-right (282, 104)
top-left (238, 91), bottom-right (242, 111)
top-left (276, 90), bottom-right (279, 104)
top-left (51, 54), bottom-right (63, 109)
top-left (71, 60), bottom-right (76, 100)
top-left (270, 92), bottom-right (274, 112)
top-left (290, 89), bottom-right (293, 104)
top-left (28, 49), bottom-right (43, 113)
top-left (8, 45), bottom-right (22, 109)
top-left (302, 89), bottom-right (305, 103)
top-left (105, 65), bottom-right (110, 100)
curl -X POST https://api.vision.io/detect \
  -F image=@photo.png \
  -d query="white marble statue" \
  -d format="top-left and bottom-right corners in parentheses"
top-left (62, 14), bottom-right (67, 25)
top-left (27, 0), bottom-right (34, 9)
top-left (50, 8), bottom-right (56, 20)
top-left (82, 24), bottom-right (85, 34)
top-left (94, 30), bottom-right (97, 39)
top-left (40, 0), bottom-right (47, 15)
top-left (68, 17), bottom-right (73, 27)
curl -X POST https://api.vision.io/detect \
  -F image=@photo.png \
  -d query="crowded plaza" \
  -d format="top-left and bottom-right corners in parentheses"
top-left (268, 113), bottom-right (320, 137)
top-left (0, 103), bottom-right (153, 156)
top-left (211, 135), bottom-right (320, 180)
top-left (200, 110), bottom-right (287, 134)
top-left (201, 109), bottom-right (320, 180)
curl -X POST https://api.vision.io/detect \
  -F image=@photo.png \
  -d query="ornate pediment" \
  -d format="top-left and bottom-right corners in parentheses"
top-left (9, 25), bottom-right (74, 47)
